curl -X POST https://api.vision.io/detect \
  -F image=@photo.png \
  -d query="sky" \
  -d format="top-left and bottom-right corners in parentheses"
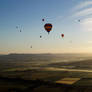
top-left (0, 0), bottom-right (92, 54)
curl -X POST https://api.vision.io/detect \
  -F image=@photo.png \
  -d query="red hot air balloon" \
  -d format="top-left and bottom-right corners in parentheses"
top-left (61, 34), bottom-right (64, 38)
top-left (44, 23), bottom-right (52, 34)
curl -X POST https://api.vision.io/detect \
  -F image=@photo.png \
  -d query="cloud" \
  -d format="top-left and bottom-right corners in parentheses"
top-left (71, 1), bottom-right (92, 32)
top-left (74, 8), bottom-right (92, 17)
top-left (45, 16), bottom-right (63, 21)
top-left (71, 0), bottom-right (92, 18)
top-left (88, 41), bottom-right (92, 44)
top-left (74, 1), bottom-right (92, 11)
top-left (80, 18), bottom-right (92, 31)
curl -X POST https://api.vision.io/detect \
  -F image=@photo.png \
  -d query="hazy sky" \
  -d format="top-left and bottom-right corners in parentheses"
top-left (0, 0), bottom-right (92, 54)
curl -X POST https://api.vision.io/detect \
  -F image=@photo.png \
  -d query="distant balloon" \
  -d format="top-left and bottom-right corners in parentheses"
top-left (16, 26), bottom-right (18, 29)
top-left (16, 25), bottom-right (22, 32)
top-left (42, 19), bottom-right (45, 21)
top-left (78, 20), bottom-right (80, 22)
top-left (30, 46), bottom-right (32, 48)
top-left (40, 35), bottom-right (42, 38)
top-left (61, 34), bottom-right (64, 38)
top-left (44, 23), bottom-right (52, 34)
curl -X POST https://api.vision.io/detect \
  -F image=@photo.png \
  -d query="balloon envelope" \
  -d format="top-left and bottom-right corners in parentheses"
top-left (16, 26), bottom-right (18, 29)
top-left (44, 23), bottom-right (52, 34)
top-left (78, 20), bottom-right (80, 22)
top-left (30, 46), bottom-right (32, 48)
top-left (61, 34), bottom-right (64, 38)
top-left (40, 36), bottom-right (42, 38)
top-left (42, 19), bottom-right (45, 21)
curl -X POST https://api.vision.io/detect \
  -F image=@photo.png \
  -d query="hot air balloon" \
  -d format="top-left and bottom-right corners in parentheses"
top-left (42, 19), bottom-right (45, 21)
top-left (61, 34), bottom-right (64, 38)
top-left (16, 25), bottom-right (22, 32)
top-left (44, 23), bottom-right (52, 34)
top-left (40, 35), bottom-right (42, 38)
top-left (78, 20), bottom-right (80, 22)
top-left (16, 26), bottom-right (18, 29)
top-left (30, 46), bottom-right (32, 48)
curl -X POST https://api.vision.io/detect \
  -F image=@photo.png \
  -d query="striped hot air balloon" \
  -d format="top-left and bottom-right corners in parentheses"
top-left (44, 23), bottom-right (52, 34)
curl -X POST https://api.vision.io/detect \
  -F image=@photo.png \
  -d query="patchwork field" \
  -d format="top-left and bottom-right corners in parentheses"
top-left (56, 78), bottom-right (80, 85)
